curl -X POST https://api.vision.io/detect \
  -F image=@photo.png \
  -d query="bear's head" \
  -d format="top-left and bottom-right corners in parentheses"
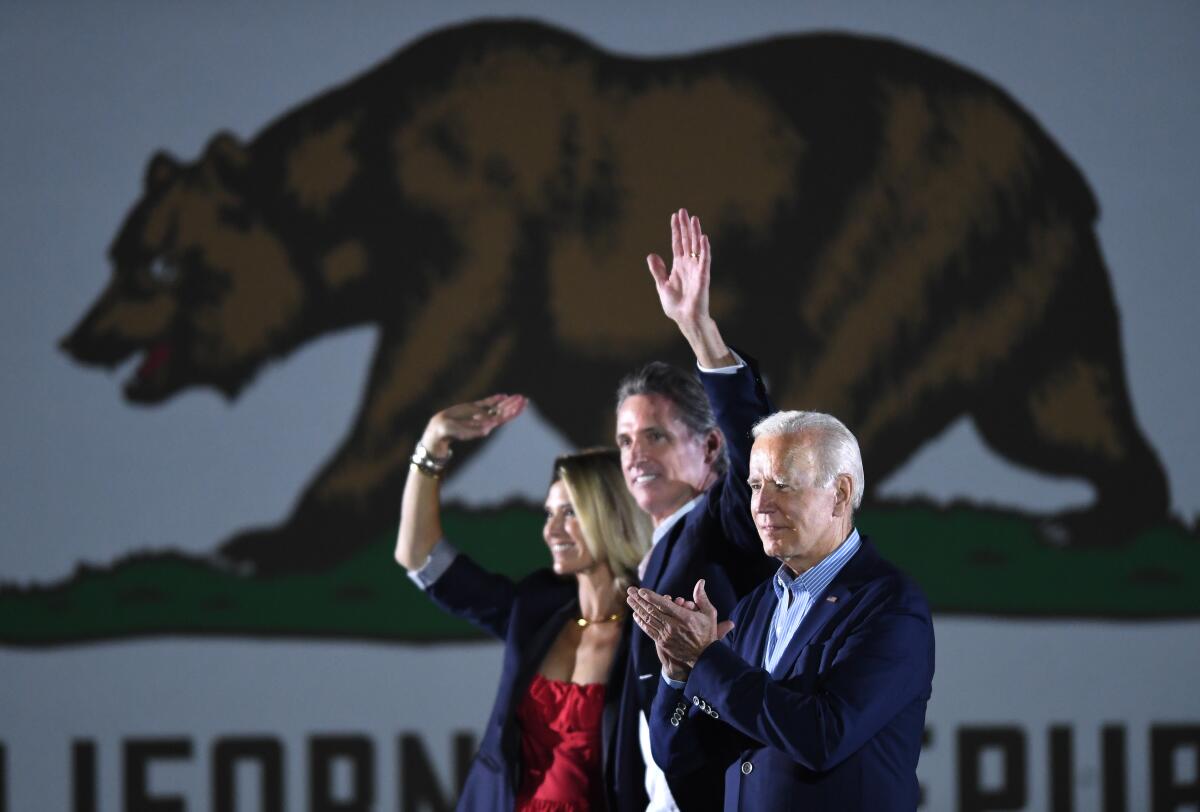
top-left (61, 132), bottom-right (311, 404)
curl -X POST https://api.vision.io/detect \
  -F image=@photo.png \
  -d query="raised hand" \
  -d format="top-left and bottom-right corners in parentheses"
top-left (645, 208), bottom-right (734, 368)
top-left (647, 207), bottom-right (711, 327)
top-left (421, 394), bottom-right (526, 456)
top-left (398, 393), bottom-right (526, 571)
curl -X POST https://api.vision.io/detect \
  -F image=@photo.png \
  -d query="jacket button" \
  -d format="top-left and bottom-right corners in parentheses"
top-left (693, 696), bottom-right (700, 706)
top-left (741, 761), bottom-right (753, 775)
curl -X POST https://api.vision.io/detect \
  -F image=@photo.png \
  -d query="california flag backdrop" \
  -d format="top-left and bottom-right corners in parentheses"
top-left (2, 2), bottom-right (1198, 810)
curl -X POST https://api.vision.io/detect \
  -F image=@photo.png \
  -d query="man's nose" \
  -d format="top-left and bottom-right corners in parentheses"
top-left (627, 438), bottom-right (650, 464)
top-left (755, 488), bottom-right (777, 511)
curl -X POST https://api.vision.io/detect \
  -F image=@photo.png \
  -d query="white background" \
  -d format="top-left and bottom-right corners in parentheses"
top-left (4, 620), bottom-right (1198, 810)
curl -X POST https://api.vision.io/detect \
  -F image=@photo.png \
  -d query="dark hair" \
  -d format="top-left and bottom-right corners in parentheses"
top-left (614, 361), bottom-right (727, 476)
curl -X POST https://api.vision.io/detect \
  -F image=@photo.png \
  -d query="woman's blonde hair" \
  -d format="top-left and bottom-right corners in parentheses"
top-left (552, 447), bottom-right (652, 589)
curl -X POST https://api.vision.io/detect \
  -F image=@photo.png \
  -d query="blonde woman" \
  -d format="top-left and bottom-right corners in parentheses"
top-left (396, 393), bottom-right (652, 811)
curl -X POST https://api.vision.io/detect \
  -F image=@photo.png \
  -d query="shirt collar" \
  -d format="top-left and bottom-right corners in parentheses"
top-left (651, 495), bottom-right (704, 547)
top-left (772, 527), bottom-right (862, 599)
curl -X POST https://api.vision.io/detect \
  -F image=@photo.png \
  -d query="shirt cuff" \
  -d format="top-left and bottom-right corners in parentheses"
top-left (405, 539), bottom-right (459, 589)
top-left (697, 348), bottom-right (745, 375)
top-left (661, 671), bottom-right (688, 690)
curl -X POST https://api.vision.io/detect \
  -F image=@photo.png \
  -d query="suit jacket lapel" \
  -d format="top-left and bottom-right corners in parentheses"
top-left (514, 597), bottom-right (578, 700)
top-left (768, 581), bottom-right (851, 679)
top-left (640, 519), bottom-right (681, 593)
top-left (498, 590), bottom-right (576, 778)
top-left (767, 540), bottom-right (878, 680)
top-left (601, 619), bottom-right (633, 786)
top-left (630, 520), bottom-right (688, 706)
top-left (724, 585), bottom-right (775, 671)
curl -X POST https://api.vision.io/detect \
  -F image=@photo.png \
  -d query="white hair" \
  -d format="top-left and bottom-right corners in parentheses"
top-left (752, 411), bottom-right (865, 509)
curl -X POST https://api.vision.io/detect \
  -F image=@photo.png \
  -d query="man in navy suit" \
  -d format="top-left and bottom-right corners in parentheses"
top-left (609, 207), bottom-right (776, 811)
top-left (628, 411), bottom-right (935, 811)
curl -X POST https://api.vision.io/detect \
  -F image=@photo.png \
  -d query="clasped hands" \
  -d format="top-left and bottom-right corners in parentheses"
top-left (626, 578), bottom-right (734, 682)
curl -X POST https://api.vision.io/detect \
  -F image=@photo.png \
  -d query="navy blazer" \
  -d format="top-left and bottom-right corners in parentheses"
top-left (614, 357), bottom-right (777, 811)
top-left (648, 538), bottom-right (935, 812)
top-left (424, 554), bottom-right (632, 810)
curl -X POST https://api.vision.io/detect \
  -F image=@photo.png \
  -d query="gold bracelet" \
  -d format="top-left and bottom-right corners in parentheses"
top-left (412, 442), bottom-right (452, 472)
top-left (410, 461), bottom-right (442, 481)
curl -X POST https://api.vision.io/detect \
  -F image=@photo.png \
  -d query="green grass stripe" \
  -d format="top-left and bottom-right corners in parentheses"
top-left (1, 502), bottom-right (1196, 647)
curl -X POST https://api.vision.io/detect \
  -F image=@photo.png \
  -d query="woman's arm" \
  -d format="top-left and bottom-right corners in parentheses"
top-left (394, 394), bottom-right (526, 570)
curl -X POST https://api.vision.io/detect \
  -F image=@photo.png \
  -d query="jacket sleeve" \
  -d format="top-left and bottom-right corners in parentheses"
top-left (421, 549), bottom-right (517, 640)
top-left (682, 583), bottom-right (934, 773)
top-left (699, 349), bottom-right (776, 566)
top-left (646, 592), bottom-right (757, 775)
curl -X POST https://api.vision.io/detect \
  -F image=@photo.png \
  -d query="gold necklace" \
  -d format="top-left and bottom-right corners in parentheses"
top-left (576, 613), bottom-right (624, 628)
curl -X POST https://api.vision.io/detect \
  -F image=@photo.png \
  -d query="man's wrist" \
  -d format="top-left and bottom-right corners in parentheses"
top-left (697, 347), bottom-right (745, 374)
top-left (687, 636), bottom-right (721, 669)
top-left (678, 318), bottom-right (733, 369)
top-left (662, 666), bottom-right (690, 687)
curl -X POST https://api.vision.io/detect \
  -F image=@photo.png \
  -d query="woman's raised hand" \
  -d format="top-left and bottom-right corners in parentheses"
top-left (421, 394), bottom-right (527, 456)
top-left (399, 394), bottom-right (524, 570)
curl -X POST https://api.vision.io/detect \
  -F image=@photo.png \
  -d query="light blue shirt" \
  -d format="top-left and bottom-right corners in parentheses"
top-left (406, 538), bottom-right (458, 588)
top-left (762, 528), bottom-right (861, 672)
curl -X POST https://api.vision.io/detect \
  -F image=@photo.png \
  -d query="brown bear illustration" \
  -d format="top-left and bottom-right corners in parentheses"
top-left (61, 20), bottom-right (1169, 574)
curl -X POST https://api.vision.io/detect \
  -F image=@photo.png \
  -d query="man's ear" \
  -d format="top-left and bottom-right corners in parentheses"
top-left (832, 474), bottom-right (853, 517)
top-left (703, 429), bottom-right (723, 465)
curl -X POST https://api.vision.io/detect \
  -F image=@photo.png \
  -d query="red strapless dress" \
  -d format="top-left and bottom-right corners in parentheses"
top-left (514, 672), bottom-right (607, 812)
